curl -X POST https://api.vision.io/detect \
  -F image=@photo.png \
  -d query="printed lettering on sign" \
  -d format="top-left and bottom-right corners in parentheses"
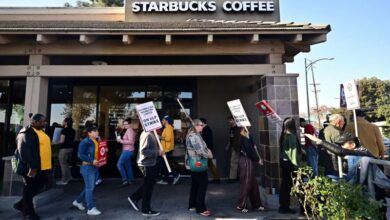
top-left (343, 80), bottom-right (360, 110)
top-left (136, 101), bottom-right (163, 132)
top-left (227, 99), bottom-right (251, 127)
top-left (97, 140), bottom-right (108, 167)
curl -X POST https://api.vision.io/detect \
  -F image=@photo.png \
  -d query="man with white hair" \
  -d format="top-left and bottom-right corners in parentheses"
top-left (323, 114), bottom-right (345, 176)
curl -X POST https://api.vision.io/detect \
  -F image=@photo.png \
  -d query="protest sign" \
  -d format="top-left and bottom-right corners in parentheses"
top-left (52, 127), bottom-right (63, 144)
top-left (227, 99), bottom-right (251, 127)
top-left (343, 80), bottom-right (360, 110)
top-left (255, 100), bottom-right (283, 126)
top-left (136, 101), bottom-right (162, 132)
top-left (97, 140), bottom-right (108, 167)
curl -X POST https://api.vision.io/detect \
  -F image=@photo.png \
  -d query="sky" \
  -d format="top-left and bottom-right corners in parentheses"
top-left (0, 0), bottom-right (389, 116)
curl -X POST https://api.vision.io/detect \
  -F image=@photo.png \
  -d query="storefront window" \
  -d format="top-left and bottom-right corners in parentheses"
top-left (0, 79), bottom-right (26, 157)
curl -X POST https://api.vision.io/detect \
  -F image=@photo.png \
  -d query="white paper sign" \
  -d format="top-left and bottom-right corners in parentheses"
top-left (52, 127), bottom-right (63, 144)
top-left (173, 119), bottom-right (182, 130)
top-left (343, 80), bottom-right (360, 110)
top-left (227, 99), bottom-right (251, 127)
top-left (136, 101), bottom-right (162, 132)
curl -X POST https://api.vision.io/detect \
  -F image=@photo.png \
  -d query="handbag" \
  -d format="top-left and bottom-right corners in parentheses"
top-left (11, 149), bottom-right (28, 176)
top-left (188, 155), bottom-right (208, 172)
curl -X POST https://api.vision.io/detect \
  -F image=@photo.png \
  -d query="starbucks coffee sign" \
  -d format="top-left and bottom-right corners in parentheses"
top-left (125, 0), bottom-right (280, 22)
top-left (132, 1), bottom-right (275, 13)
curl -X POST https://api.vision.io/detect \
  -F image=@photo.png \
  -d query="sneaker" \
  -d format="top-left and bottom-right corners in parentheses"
top-left (56, 180), bottom-right (67, 185)
top-left (156, 180), bottom-right (168, 185)
top-left (72, 200), bottom-right (85, 211)
top-left (95, 179), bottom-right (103, 186)
top-left (87, 207), bottom-right (101, 216)
top-left (188, 207), bottom-right (196, 212)
top-left (172, 175), bottom-right (180, 185)
top-left (142, 210), bottom-right (160, 217)
top-left (127, 197), bottom-right (139, 212)
top-left (200, 210), bottom-right (212, 217)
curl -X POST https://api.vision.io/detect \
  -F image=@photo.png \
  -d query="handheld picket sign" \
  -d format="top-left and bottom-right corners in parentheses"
top-left (255, 100), bottom-right (283, 127)
top-left (227, 99), bottom-right (262, 161)
top-left (176, 98), bottom-right (194, 126)
top-left (136, 101), bottom-right (171, 173)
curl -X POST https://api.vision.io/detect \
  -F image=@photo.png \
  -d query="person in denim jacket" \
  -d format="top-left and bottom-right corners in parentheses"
top-left (72, 125), bottom-right (101, 216)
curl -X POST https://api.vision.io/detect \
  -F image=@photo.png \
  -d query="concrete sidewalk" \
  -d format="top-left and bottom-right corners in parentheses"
top-left (0, 178), bottom-right (305, 220)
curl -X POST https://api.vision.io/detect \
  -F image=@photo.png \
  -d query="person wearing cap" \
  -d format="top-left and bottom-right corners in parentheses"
top-left (156, 115), bottom-right (180, 184)
top-left (306, 132), bottom-right (374, 182)
top-left (72, 125), bottom-right (102, 216)
top-left (344, 110), bottom-right (385, 158)
top-left (14, 114), bottom-right (52, 220)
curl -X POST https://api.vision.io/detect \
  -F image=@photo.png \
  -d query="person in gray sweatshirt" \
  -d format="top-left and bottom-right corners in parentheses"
top-left (127, 130), bottom-right (164, 217)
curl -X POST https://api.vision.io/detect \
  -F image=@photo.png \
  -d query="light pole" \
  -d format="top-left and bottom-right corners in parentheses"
top-left (304, 58), bottom-right (334, 124)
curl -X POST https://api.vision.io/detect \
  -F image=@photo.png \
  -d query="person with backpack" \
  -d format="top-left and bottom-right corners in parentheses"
top-left (13, 114), bottom-right (52, 220)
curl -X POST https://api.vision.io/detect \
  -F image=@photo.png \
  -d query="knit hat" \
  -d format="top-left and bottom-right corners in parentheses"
top-left (163, 115), bottom-right (173, 125)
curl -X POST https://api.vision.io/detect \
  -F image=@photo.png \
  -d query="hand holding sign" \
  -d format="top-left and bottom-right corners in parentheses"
top-left (255, 100), bottom-right (283, 127)
top-left (303, 134), bottom-right (322, 145)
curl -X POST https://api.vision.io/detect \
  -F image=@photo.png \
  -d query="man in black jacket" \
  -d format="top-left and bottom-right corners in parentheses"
top-left (13, 114), bottom-right (52, 220)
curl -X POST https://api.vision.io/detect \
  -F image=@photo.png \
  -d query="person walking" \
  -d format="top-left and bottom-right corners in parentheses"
top-left (200, 118), bottom-right (220, 183)
top-left (56, 117), bottom-right (75, 185)
top-left (300, 118), bottom-right (318, 176)
top-left (186, 119), bottom-right (213, 217)
top-left (127, 130), bottom-right (163, 217)
top-left (157, 115), bottom-right (180, 185)
top-left (279, 117), bottom-right (301, 214)
top-left (236, 127), bottom-right (265, 213)
top-left (72, 125), bottom-right (102, 216)
top-left (116, 118), bottom-right (136, 186)
top-left (226, 116), bottom-right (240, 182)
top-left (13, 114), bottom-right (52, 220)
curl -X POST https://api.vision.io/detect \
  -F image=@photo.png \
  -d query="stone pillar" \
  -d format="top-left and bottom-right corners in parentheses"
top-left (23, 55), bottom-right (49, 126)
top-left (257, 74), bottom-right (299, 192)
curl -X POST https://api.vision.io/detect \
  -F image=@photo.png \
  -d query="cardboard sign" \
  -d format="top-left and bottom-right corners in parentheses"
top-left (136, 101), bottom-right (162, 132)
top-left (227, 99), bottom-right (251, 127)
top-left (343, 80), bottom-right (360, 110)
top-left (97, 140), bottom-right (108, 167)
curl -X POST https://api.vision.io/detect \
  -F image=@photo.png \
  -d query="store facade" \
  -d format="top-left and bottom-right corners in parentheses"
top-left (0, 0), bottom-right (330, 191)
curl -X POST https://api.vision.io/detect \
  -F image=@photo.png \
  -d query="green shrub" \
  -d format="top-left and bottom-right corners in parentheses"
top-left (291, 166), bottom-right (383, 220)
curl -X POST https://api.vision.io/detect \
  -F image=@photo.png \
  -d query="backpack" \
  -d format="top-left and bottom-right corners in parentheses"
top-left (11, 149), bottom-right (28, 176)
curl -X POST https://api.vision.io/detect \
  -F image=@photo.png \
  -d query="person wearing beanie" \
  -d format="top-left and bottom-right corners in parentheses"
top-left (305, 132), bottom-right (374, 182)
top-left (156, 115), bottom-right (180, 185)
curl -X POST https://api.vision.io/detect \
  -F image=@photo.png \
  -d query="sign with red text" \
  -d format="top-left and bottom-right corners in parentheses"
top-left (136, 101), bottom-right (162, 132)
top-left (343, 80), bottom-right (360, 110)
top-left (227, 99), bottom-right (251, 127)
top-left (97, 140), bottom-right (108, 167)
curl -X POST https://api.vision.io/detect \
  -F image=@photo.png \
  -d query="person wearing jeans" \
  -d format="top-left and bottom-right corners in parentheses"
top-left (72, 125), bottom-right (101, 216)
top-left (116, 118), bottom-right (135, 186)
top-left (300, 118), bottom-right (318, 176)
